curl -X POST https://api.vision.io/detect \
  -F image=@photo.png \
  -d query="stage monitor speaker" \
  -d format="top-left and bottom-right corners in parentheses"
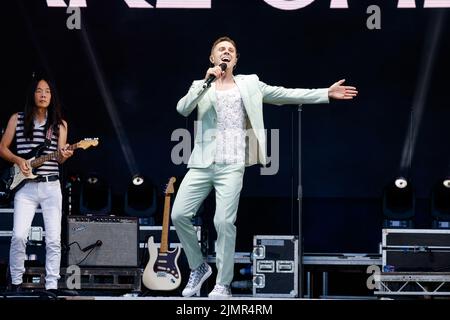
top-left (67, 215), bottom-right (138, 267)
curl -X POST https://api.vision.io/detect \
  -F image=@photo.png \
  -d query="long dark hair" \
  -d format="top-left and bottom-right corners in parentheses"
top-left (23, 77), bottom-right (64, 140)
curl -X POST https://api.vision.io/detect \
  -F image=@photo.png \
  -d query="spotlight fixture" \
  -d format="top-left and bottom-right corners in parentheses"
top-left (80, 173), bottom-right (111, 215)
top-left (443, 178), bottom-right (450, 188)
top-left (87, 176), bottom-right (98, 184)
top-left (132, 174), bottom-right (144, 186)
top-left (395, 177), bottom-right (408, 189)
top-left (431, 178), bottom-right (450, 228)
top-left (382, 177), bottom-right (415, 228)
top-left (125, 175), bottom-right (156, 225)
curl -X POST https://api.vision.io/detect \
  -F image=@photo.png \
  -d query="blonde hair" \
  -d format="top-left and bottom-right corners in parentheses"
top-left (210, 36), bottom-right (237, 54)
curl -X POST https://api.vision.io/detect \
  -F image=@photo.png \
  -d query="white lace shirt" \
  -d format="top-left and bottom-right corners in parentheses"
top-left (214, 86), bottom-right (247, 164)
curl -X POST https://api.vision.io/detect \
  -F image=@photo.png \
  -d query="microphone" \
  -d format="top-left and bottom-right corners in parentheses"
top-left (82, 240), bottom-right (102, 252)
top-left (203, 63), bottom-right (227, 88)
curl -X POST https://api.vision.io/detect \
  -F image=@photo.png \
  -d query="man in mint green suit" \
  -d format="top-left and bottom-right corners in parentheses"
top-left (171, 36), bottom-right (358, 298)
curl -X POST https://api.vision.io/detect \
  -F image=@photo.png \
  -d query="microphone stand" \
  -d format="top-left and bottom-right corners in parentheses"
top-left (297, 105), bottom-right (304, 298)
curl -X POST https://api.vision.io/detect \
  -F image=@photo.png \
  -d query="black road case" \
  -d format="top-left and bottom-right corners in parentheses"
top-left (382, 228), bottom-right (450, 272)
top-left (252, 235), bottom-right (298, 297)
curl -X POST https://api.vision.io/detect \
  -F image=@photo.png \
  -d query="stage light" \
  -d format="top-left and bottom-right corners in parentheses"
top-left (443, 178), bottom-right (450, 188)
top-left (124, 175), bottom-right (157, 225)
top-left (87, 176), bottom-right (98, 184)
top-left (431, 178), bottom-right (450, 229)
top-left (132, 174), bottom-right (144, 186)
top-left (79, 173), bottom-right (112, 215)
top-left (382, 177), bottom-right (415, 228)
top-left (395, 177), bottom-right (408, 189)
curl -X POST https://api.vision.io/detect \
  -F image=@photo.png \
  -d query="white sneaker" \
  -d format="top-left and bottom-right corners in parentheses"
top-left (208, 284), bottom-right (232, 298)
top-left (182, 262), bottom-right (212, 297)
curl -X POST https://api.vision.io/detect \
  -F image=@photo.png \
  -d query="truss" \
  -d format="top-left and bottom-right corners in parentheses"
top-left (375, 272), bottom-right (450, 296)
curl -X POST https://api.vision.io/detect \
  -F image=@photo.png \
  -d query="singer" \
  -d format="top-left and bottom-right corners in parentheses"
top-left (171, 36), bottom-right (358, 298)
top-left (0, 75), bottom-right (73, 294)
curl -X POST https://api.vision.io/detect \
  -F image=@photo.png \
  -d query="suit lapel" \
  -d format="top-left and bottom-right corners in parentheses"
top-left (235, 76), bottom-right (252, 116)
top-left (204, 76), bottom-right (253, 115)
top-left (207, 83), bottom-right (217, 111)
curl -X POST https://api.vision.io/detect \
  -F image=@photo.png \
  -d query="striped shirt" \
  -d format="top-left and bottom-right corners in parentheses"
top-left (15, 112), bottom-right (60, 176)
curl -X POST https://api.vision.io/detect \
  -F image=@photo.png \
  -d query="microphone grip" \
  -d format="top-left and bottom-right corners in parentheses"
top-left (203, 63), bottom-right (227, 89)
top-left (203, 75), bottom-right (216, 88)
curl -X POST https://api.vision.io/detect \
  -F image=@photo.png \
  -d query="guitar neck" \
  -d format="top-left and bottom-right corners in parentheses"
top-left (160, 195), bottom-right (171, 253)
top-left (30, 143), bottom-right (78, 168)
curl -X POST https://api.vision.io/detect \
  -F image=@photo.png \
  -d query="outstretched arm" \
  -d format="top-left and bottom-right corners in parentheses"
top-left (328, 79), bottom-right (358, 100)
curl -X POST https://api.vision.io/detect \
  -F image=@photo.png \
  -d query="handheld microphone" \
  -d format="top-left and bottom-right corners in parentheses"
top-left (203, 63), bottom-right (227, 88)
top-left (82, 240), bottom-right (102, 252)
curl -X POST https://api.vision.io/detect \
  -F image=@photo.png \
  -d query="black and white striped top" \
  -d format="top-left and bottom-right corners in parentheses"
top-left (15, 112), bottom-right (60, 176)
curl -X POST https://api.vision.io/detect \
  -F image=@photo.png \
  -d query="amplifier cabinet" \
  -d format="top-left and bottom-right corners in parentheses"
top-left (67, 215), bottom-right (138, 267)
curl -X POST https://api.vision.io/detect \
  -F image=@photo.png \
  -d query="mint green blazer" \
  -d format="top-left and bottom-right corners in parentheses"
top-left (177, 74), bottom-right (329, 168)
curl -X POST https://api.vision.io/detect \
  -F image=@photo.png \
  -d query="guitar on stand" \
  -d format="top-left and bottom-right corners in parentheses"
top-left (142, 177), bottom-right (181, 291)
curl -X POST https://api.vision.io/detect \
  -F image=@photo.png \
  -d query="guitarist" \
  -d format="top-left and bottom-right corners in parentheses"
top-left (0, 76), bottom-right (73, 293)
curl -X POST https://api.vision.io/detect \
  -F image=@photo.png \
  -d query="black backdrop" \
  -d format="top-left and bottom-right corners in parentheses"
top-left (2, 0), bottom-right (449, 253)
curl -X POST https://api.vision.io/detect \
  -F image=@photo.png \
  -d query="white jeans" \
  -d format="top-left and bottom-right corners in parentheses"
top-left (10, 180), bottom-right (62, 290)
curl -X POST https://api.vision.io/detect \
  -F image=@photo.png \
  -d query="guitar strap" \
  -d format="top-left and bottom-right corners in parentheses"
top-left (44, 125), bottom-right (53, 149)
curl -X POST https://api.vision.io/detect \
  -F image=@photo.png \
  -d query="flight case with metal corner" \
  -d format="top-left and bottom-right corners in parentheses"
top-left (252, 235), bottom-right (298, 297)
top-left (382, 228), bottom-right (450, 272)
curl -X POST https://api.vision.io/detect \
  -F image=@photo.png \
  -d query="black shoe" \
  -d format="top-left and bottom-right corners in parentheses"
top-left (10, 284), bottom-right (22, 293)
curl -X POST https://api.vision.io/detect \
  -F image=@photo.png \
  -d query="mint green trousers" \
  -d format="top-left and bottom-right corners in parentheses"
top-left (171, 163), bottom-right (245, 286)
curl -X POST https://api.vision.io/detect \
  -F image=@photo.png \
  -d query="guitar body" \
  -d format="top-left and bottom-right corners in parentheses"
top-left (8, 159), bottom-right (38, 192)
top-left (142, 236), bottom-right (182, 291)
top-left (3, 144), bottom-right (43, 196)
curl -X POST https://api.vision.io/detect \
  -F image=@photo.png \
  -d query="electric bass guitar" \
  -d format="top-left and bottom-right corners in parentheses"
top-left (3, 138), bottom-right (99, 194)
top-left (142, 177), bottom-right (181, 291)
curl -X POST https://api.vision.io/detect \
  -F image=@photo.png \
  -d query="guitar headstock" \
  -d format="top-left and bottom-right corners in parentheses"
top-left (78, 138), bottom-right (99, 149)
top-left (164, 177), bottom-right (176, 195)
